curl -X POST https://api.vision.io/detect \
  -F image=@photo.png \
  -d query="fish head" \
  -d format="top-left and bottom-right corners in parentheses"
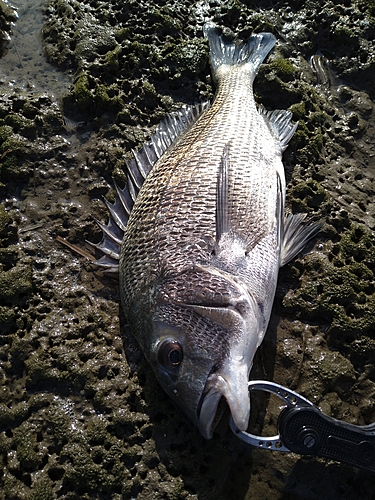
top-left (148, 318), bottom-right (216, 428)
top-left (135, 265), bottom-right (263, 439)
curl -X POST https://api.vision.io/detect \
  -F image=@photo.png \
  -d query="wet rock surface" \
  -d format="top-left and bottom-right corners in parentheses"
top-left (0, 0), bottom-right (17, 56)
top-left (0, 0), bottom-right (374, 499)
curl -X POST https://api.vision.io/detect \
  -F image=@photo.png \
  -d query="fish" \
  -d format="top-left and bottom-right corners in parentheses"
top-left (91, 22), bottom-right (321, 439)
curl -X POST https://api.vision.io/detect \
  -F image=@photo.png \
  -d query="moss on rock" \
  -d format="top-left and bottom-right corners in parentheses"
top-left (0, 264), bottom-right (32, 303)
top-left (1, 1), bottom-right (375, 499)
top-left (282, 223), bottom-right (375, 348)
top-left (290, 178), bottom-right (329, 212)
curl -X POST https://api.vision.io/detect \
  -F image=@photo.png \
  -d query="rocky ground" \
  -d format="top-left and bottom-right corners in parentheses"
top-left (0, 0), bottom-right (375, 499)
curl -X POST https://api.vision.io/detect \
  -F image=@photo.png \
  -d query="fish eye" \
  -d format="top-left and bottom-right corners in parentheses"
top-left (157, 339), bottom-right (183, 369)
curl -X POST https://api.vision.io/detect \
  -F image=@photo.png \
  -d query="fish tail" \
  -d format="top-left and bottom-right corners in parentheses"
top-left (203, 22), bottom-right (276, 82)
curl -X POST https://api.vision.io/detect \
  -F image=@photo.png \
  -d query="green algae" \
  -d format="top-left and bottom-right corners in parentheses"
top-left (171, 37), bottom-right (208, 75)
top-left (24, 351), bottom-right (66, 388)
top-left (62, 440), bottom-right (127, 492)
top-left (4, 114), bottom-right (36, 139)
top-left (13, 422), bottom-right (43, 469)
top-left (282, 223), bottom-right (375, 344)
top-left (0, 0), bottom-right (18, 55)
top-left (332, 24), bottom-right (361, 53)
top-left (0, 401), bottom-right (29, 427)
top-left (339, 223), bottom-right (375, 263)
top-left (2, 474), bottom-right (29, 500)
top-left (95, 83), bottom-right (123, 114)
top-left (0, 305), bottom-right (15, 325)
top-left (9, 335), bottom-right (34, 368)
top-left (29, 477), bottom-right (54, 500)
top-left (285, 87), bottom-right (329, 164)
top-left (44, 404), bottom-right (72, 444)
top-left (86, 415), bottom-right (108, 445)
top-left (256, 62), bottom-right (302, 110)
top-left (68, 72), bottom-right (94, 113)
top-left (310, 349), bottom-right (356, 391)
top-left (0, 204), bottom-right (17, 246)
top-left (0, 0), bottom-right (18, 21)
top-left (0, 204), bottom-right (21, 335)
top-left (249, 13), bottom-right (275, 33)
top-left (148, 6), bottom-right (183, 31)
top-left (0, 1), bottom-right (374, 499)
top-left (269, 57), bottom-right (296, 80)
top-left (0, 264), bottom-right (32, 303)
top-left (289, 101), bottom-right (306, 120)
top-left (102, 45), bottom-right (121, 72)
top-left (0, 124), bottom-right (32, 181)
top-left (65, 74), bottom-right (124, 116)
top-left (290, 178), bottom-right (329, 212)
top-left (115, 27), bottom-right (130, 43)
top-left (116, 107), bottom-right (134, 126)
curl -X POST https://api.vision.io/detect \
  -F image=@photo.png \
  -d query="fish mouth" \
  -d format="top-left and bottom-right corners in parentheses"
top-left (197, 369), bottom-right (250, 439)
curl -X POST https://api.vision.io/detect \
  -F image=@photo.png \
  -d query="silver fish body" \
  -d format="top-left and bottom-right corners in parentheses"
top-left (93, 23), bottom-right (320, 438)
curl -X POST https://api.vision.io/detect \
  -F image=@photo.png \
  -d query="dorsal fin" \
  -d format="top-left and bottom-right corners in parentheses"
top-left (125, 101), bottom-right (210, 201)
top-left (259, 106), bottom-right (298, 151)
top-left (90, 102), bottom-right (210, 271)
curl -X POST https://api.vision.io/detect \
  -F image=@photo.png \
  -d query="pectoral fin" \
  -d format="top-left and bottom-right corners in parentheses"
top-left (216, 143), bottom-right (231, 242)
top-left (216, 143), bottom-right (268, 256)
top-left (280, 214), bottom-right (323, 266)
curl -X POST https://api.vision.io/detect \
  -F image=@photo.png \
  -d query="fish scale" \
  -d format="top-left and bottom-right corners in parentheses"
top-left (122, 72), bottom-right (278, 275)
top-left (93, 22), bottom-right (321, 438)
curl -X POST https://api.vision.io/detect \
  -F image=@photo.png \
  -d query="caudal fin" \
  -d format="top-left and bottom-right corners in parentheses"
top-left (203, 22), bottom-right (276, 82)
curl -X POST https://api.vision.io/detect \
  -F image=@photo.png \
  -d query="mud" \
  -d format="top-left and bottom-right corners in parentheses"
top-left (0, 0), bottom-right (72, 99)
top-left (0, 1), bottom-right (375, 499)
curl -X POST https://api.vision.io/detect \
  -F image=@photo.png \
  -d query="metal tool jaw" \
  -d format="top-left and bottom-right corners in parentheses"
top-left (230, 380), bottom-right (375, 472)
top-left (229, 380), bottom-right (313, 452)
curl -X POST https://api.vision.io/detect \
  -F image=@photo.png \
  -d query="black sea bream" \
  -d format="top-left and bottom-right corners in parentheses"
top-left (92, 23), bottom-right (320, 439)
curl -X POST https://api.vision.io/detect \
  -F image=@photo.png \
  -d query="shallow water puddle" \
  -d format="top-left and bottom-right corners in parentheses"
top-left (0, 0), bottom-right (72, 100)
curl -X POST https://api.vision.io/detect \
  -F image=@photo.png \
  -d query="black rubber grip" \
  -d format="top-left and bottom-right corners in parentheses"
top-left (278, 406), bottom-right (375, 472)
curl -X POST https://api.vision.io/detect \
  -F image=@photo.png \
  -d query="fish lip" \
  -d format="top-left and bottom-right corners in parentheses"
top-left (197, 375), bottom-right (225, 439)
top-left (197, 370), bottom-right (250, 439)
